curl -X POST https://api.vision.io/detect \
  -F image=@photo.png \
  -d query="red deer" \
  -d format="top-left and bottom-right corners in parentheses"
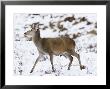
top-left (24, 23), bottom-right (85, 73)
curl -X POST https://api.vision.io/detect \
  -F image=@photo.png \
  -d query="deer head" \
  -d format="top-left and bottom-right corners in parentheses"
top-left (24, 23), bottom-right (40, 39)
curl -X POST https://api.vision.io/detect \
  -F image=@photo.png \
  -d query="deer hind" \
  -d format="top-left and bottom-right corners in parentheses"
top-left (24, 23), bottom-right (85, 73)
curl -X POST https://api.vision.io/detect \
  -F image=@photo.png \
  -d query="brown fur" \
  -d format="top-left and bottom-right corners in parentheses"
top-left (40, 37), bottom-right (75, 54)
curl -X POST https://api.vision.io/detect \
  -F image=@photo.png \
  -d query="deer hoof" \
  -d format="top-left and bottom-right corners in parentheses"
top-left (30, 70), bottom-right (33, 73)
top-left (80, 65), bottom-right (86, 70)
top-left (52, 69), bottom-right (56, 72)
top-left (67, 67), bottom-right (70, 70)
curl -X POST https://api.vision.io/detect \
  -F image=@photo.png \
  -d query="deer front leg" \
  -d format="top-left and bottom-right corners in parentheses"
top-left (49, 54), bottom-right (55, 72)
top-left (30, 55), bottom-right (42, 73)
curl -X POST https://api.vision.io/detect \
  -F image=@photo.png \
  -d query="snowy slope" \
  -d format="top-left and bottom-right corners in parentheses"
top-left (13, 13), bottom-right (97, 76)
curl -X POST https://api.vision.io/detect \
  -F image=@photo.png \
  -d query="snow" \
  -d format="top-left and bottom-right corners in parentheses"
top-left (13, 13), bottom-right (97, 76)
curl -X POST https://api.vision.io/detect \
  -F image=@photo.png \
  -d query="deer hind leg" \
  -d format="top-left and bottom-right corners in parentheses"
top-left (72, 50), bottom-right (85, 70)
top-left (30, 55), bottom-right (42, 73)
top-left (67, 54), bottom-right (73, 70)
top-left (49, 54), bottom-right (55, 72)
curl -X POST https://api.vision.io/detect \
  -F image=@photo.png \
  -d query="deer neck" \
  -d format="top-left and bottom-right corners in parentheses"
top-left (32, 31), bottom-right (42, 48)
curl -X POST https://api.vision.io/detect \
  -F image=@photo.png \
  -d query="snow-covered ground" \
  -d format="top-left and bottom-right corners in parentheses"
top-left (13, 13), bottom-right (97, 76)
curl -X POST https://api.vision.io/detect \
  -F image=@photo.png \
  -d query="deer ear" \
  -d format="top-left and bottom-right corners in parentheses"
top-left (31, 23), bottom-right (35, 29)
top-left (31, 22), bottom-right (39, 30)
